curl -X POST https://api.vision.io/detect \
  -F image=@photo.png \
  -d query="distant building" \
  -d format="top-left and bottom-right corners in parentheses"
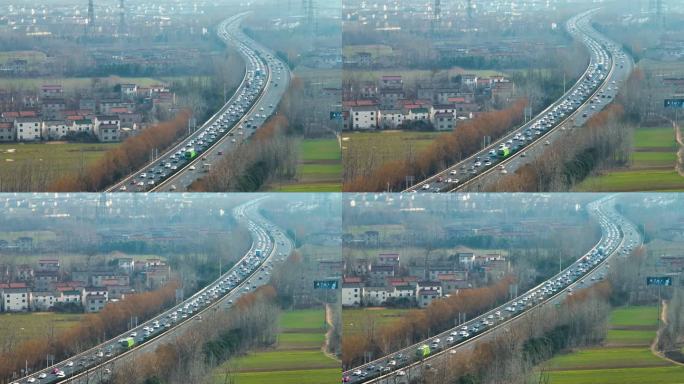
top-left (342, 277), bottom-right (363, 307)
top-left (32, 291), bottom-right (56, 311)
top-left (44, 120), bottom-right (70, 140)
top-left (350, 106), bottom-right (378, 130)
top-left (3, 287), bottom-right (30, 312)
top-left (0, 122), bottom-right (15, 142)
top-left (14, 118), bottom-right (42, 141)
top-left (85, 295), bottom-right (108, 313)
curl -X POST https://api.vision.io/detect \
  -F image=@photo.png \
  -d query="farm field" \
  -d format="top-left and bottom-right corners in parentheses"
top-left (0, 76), bottom-right (172, 91)
top-left (0, 142), bottom-right (118, 189)
top-left (0, 313), bottom-right (83, 345)
top-left (537, 306), bottom-right (684, 384)
top-left (343, 308), bottom-right (414, 337)
top-left (214, 308), bottom-right (338, 384)
top-left (270, 138), bottom-right (341, 192)
top-left (575, 126), bottom-right (684, 191)
top-left (342, 130), bottom-right (441, 181)
top-left (343, 67), bottom-right (506, 83)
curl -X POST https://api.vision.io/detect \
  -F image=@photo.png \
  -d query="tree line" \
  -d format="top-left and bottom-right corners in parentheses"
top-left (343, 99), bottom-right (527, 191)
top-left (342, 276), bottom-right (514, 369)
top-left (0, 282), bottom-right (178, 383)
top-left (48, 110), bottom-right (191, 192)
top-left (109, 286), bottom-right (280, 384)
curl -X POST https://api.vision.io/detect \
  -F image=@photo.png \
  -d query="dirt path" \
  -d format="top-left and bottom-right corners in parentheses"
top-left (651, 300), bottom-right (684, 367)
top-left (674, 120), bottom-right (684, 177)
top-left (322, 303), bottom-right (340, 362)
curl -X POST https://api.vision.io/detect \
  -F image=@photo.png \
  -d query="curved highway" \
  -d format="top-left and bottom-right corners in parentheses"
top-left (343, 195), bottom-right (642, 383)
top-left (107, 12), bottom-right (291, 193)
top-left (405, 9), bottom-right (633, 193)
top-left (13, 198), bottom-right (294, 384)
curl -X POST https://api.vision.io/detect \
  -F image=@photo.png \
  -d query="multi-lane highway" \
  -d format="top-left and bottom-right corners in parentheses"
top-left (13, 198), bottom-right (293, 384)
top-left (343, 195), bottom-right (642, 383)
top-left (406, 9), bottom-right (633, 193)
top-left (107, 12), bottom-right (290, 193)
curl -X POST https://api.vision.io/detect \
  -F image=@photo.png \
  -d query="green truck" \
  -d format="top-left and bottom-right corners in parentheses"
top-left (416, 344), bottom-right (431, 359)
top-left (185, 149), bottom-right (198, 160)
top-left (120, 337), bottom-right (136, 349)
top-left (498, 146), bottom-right (511, 159)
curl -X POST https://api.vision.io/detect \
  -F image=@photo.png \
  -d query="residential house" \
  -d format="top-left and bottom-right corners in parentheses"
top-left (380, 76), bottom-right (403, 90)
top-left (0, 122), bottom-right (15, 142)
top-left (417, 289), bottom-right (440, 308)
top-left (350, 106), bottom-right (378, 130)
top-left (377, 253), bottom-right (400, 267)
top-left (434, 112), bottom-right (455, 131)
top-left (3, 287), bottom-right (30, 312)
top-left (14, 118), bottom-right (42, 141)
top-left (71, 119), bottom-right (94, 135)
top-left (378, 109), bottom-right (404, 129)
top-left (363, 286), bottom-right (391, 306)
top-left (342, 277), bottom-right (363, 307)
top-left (85, 295), bottom-right (108, 313)
top-left (44, 120), bottom-right (70, 140)
top-left (32, 291), bottom-right (56, 311)
top-left (40, 85), bottom-right (63, 99)
top-left (34, 270), bottom-right (59, 291)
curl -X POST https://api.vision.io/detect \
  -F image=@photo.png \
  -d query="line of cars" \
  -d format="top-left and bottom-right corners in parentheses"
top-left (14, 200), bottom-right (287, 384)
top-left (412, 9), bottom-right (625, 194)
top-left (344, 196), bottom-right (640, 383)
top-left (113, 14), bottom-right (271, 192)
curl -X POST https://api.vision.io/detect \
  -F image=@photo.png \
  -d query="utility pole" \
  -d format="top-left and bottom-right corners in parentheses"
top-left (86, 0), bottom-right (95, 36)
top-left (118, 0), bottom-right (126, 35)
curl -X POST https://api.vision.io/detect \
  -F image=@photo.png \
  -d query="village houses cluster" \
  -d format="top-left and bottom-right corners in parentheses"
top-left (0, 83), bottom-right (175, 143)
top-left (0, 255), bottom-right (171, 314)
top-left (342, 73), bottom-right (515, 131)
top-left (342, 251), bottom-right (509, 309)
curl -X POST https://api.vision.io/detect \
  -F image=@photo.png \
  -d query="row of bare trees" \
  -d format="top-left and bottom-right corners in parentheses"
top-left (190, 115), bottom-right (298, 191)
top-left (491, 69), bottom-right (647, 192)
top-left (343, 99), bottom-right (527, 191)
top-left (47, 110), bottom-right (192, 192)
top-left (0, 282), bottom-right (178, 383)
top-left (423, 281), bottom-right (613, 384)
top-left (342, 276), bottom-right (514, 368)
top-left (109, 286), bottom-right (280, 384)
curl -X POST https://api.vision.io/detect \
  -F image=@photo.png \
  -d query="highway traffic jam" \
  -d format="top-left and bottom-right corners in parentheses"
top-left (343, 196), bottom-right (641, 383)
top-left (14, 200), bottom-right (292, 384)
top-left (111, 13), bottom-right (287, 192)
top-left (407, 9), bottom-right (631, 194)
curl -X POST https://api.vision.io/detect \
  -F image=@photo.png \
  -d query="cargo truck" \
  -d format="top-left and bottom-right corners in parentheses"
top-left (185, 149), bottom-right (198, 160)
top-left (120, 337), bottom-right (136, 349)
top-left (416, 344), bottom-right (431, 359)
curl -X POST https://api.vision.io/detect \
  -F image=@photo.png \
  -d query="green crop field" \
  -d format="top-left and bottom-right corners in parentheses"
top-left (575, 126), bottom-right (684, 191)
top-left (536, 306), bottom-right (681, 384)
top-left (0, 313), bottom-right (83, 345)
top-left (633, 127), bottom-right (676, 148)
top-left (280, 309), bottom-right (326, 330)
top-left (609, 306), bottom-right (658, 328)
top-left (214, 308), bottom-right (338, 384)
top-left (220, 368), bottom-right (340, 384)
top-left (230, 350), bottom-right (338, 372)
top-left (277, 333), bottom-right (326, 349)
top-left (574, 169), bottom-right (684, 192)
top-left (544, 348), bottom-right (668, 370)
top-left (543, 366), bottom-right (684, 384)
top-left (606, 329), bottom-right (658, 346)
top-left (343, 308), bottom-right (414, 337)
top-left (269, 138), bottom-right (341, 192)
